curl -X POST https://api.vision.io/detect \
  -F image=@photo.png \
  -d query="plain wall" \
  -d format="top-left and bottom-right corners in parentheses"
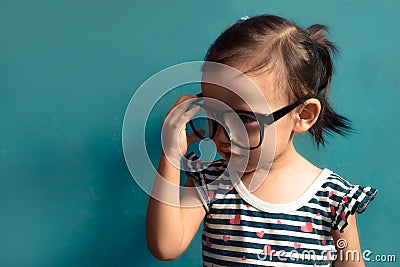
top-left (0, 1), bottom-right (398, 266)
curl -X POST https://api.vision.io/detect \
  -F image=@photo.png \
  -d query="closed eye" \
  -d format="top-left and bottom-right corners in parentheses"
top-left (238, 114), bottom-right (257, 124)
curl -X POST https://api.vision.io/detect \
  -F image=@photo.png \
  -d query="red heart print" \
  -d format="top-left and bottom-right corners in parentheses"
top-left (245, 203), bottom-right (251, 208)
top-left (316, 213), bottom-right (321, 216)
top-left (208, 214), bottom-right (213, 219)
top-left (264, 244), bottom-right (276, 256)
top-left (329, 191), bottom-right (334, 197)
top-left (301, 222), bottom-right (313, 232)
top-left (340, 211), bottom-right (346, 222)
top-left (294, 242), bottom-right (301, 249)
top-left (230, 214), bottom-right (240, 225)
top-left (229, 185), bottom-right (234, 190)
top-left (256, 231), bottom-right (264, 238)
top-left (322, 240), bottom-right (326, 245)
top-left (326, 251), bottom-right (331, 260)
top-left (206, 237), bottom-right (212, 247)
top-left (343, 196), bottom-right (348, 203)
top-left (330, 205), bottom-right (335, 217)
top-left (205, 190), bottom-right (215, 201)
top-left (242, 256), bottom-right (246, 260)
top-left (277, 219), bottom-right (281, 224)
top-left (223, 235), bottom-right (230, 242)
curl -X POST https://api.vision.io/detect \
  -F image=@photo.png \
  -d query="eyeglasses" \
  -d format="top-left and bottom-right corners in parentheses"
top-left (188, 93), bottom-right (316, 150)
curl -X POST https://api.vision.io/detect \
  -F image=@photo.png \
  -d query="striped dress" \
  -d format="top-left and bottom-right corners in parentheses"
top-left (182, 151), bottom-right (378, 267)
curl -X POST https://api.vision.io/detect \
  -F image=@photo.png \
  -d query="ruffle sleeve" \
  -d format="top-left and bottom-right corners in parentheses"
top-left (182, 151), bottom-right (225, 213)
top-left (329, 174), bottom-right (378, 233)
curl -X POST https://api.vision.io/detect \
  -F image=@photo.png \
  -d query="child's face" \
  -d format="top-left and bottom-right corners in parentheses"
top-left (201, 71), bottom-right (296, 174)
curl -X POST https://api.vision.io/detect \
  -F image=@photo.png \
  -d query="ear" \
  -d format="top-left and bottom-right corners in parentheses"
top-left (293, 98), bottom-right (321, 134)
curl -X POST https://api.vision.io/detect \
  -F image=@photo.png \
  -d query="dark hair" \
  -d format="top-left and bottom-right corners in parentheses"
top-left (203, 14), bottom-right (354, 148)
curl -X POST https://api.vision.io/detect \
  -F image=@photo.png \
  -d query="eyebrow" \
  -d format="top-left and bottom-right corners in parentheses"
top-left (194, 102), bottom-right (260, 115)
top-left (196, 93), bottom-right (263, 114)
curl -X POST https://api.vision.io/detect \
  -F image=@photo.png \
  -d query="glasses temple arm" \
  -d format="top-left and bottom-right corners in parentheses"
top-left (266, 95), bottom-right (318, 125)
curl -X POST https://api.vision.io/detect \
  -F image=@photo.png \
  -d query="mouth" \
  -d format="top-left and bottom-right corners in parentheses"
top-left (218, 150), bottom-right (245, 162)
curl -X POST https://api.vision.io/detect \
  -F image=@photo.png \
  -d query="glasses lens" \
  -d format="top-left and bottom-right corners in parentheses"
top-left (188, 101), bottom-right (262, 149)
top-left (224, 112), bottom-right (261, 148)
top-left (187, 105), bottom-right (215, 139)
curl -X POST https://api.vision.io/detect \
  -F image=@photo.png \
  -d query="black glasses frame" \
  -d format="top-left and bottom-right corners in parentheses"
top-left (188, 92), bottom-right (318, 150)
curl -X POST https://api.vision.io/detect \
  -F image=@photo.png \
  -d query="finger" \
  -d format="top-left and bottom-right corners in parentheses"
top-left (178, 105), bottom-right (202, 125)
top-left (175, 93), bottom-right (200, 105)
top-left (172, 94), bottom-right (201, 113)
top-left (164, 94), bottom-right (201, 124)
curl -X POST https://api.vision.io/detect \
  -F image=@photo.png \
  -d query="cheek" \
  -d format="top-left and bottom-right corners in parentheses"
top-left (273, 118), bottom-right (293, 145)
top-left (249, 124), bottom-right (277, 166)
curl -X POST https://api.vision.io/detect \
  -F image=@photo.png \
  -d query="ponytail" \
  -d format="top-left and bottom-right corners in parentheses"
top-left (309, 99), bottom-right (354, 148)
top-left (305, 24), bottom-right (354, 148)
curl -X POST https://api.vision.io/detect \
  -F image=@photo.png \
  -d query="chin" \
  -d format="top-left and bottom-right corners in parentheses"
top-left (227, 156), bottom-right (255, 173)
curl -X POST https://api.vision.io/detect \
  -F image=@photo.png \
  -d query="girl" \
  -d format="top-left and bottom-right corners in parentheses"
top-left (146, 14), bottom-right (377, 266)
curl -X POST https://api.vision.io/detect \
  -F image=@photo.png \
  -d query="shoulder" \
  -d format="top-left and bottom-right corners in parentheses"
top-left (324, 171), bottom-right (378, 210)
top-left (322, 169), bottom-right (378, 233)
top-left (324, 171), bottom-right (354, 194)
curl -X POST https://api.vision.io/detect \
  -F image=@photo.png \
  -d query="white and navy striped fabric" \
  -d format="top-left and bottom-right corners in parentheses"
top-left (182, 151), bottom-right (378, 266)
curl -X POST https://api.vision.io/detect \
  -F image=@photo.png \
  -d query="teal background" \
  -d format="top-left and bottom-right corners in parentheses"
top-left (1, 0), bottom-right (398, 266)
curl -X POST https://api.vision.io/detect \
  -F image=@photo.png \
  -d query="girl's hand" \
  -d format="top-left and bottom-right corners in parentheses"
top-left (161, 93), bottom-right (204, 166)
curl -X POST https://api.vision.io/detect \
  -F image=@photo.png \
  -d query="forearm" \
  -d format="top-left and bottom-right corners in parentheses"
top-left (146, 153), bottom-right (184, 260)
top-left (331, 215), bottom-right (365, 267)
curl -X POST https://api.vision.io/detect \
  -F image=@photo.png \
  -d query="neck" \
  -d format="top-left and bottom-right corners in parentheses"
top-left (239, 142), bottom-right (303, 190)
top-left (268, 142), bottom-right (300, 175)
